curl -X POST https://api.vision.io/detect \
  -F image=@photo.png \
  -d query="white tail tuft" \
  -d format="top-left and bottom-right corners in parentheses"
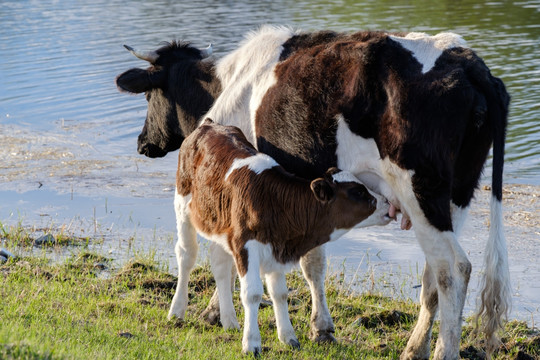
top-left (476, 195), bottom-right (511, 358)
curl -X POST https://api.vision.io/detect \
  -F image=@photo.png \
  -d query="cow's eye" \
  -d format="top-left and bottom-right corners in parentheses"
top-left (145, 92), bottom-right (151, 101)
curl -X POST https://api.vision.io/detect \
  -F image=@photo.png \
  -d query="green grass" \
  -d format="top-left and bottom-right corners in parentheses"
top-left (0, 221), bottom-right (91, 248)
top-left (0, 250), bottom-right (538, 360)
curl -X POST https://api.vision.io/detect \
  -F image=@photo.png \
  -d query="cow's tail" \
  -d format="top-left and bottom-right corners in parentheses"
top-left (475, 71), bottom-right (511, 357)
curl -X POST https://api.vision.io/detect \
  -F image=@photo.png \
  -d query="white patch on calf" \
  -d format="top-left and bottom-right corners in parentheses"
top-left (197, 230), bottom-right (231, 255)
top-left (224, 153), bottom-right (279, 181)
top-left (388, 32), bottom-right (468, 74)
top-left (169, 191), bottom-right (198, 320)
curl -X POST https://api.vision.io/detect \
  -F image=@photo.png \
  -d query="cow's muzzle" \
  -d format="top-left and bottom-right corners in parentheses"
top-left (137, 142), bottom-right (167, 158)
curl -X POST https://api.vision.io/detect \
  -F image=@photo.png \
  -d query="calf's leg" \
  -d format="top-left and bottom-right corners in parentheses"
top-left (209, 242), bottom-right (239, 329)
top-left (168, 193), bottom-right (198, 320)
top-left (200, 258), bottom-right (236, 325)
top-left (265, 272), bottom-right (300, 348)
top-left (299, 244), bottom-right (336, 343)
top-left (238, 241), bottom-right (264, 355)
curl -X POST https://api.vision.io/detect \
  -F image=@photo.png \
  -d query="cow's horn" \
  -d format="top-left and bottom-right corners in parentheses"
top-left (123, 45), bottom-right (159, 64)
top-left (200, 43), bottom-right (213, 58)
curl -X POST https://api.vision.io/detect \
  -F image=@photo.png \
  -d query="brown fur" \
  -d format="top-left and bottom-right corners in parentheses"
top-left (177, 120), bottom-right (376, 276)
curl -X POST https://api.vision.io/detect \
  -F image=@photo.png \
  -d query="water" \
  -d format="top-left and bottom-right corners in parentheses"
top-left (1, 0), bottom-right (539, 323)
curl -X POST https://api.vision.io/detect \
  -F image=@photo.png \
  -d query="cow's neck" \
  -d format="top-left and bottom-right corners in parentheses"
top-left (176, 61), bottom-right (223, 138)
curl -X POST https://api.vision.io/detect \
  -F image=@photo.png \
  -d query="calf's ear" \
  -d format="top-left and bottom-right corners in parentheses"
top-left (310, 178), bottom-right (336, 204)
top-left (116, 68), bottom-right (164, 94)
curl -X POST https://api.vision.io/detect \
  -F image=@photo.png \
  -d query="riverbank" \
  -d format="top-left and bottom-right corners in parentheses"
top-left (1, 182), bottom-right (538, 326)
top-left (1, 250), bottom-right (539, 359)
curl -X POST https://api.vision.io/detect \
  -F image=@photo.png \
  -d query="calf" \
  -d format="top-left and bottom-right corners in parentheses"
top-left (172, 119), bottom-right (391, 354)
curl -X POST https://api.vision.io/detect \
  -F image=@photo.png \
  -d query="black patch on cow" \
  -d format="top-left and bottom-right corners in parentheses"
top-left (279, 31), bottom-right (340, 61)
top-left (258, 31), bottom-right (508, 232)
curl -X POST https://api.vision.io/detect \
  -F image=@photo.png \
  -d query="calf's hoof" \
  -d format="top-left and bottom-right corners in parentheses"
top-left (220, 314), bottom-right (240, 330)
top-left (310, 329), bottom-right (337, 344)
top-left (288, 339), bottom-right (301, 349)
top-left (400, 342), bottom-right (431, 360)
top-left (242, 345), bottom-right (262, 357)
top-left (200, 306), bottom-right (220, 326)
top-left (167, 311), bottom-right (184, 322)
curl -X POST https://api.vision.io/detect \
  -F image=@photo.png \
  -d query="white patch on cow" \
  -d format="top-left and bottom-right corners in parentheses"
top-left (378, 157), bottom-right (418, 216)
top-left (450, 202), bottom-right (469, 237)
top-left (388, 32), bottom-right (468, 74)
top-left (224, 153), bottom-right (279, 181)
top-left (331, 170), bottom-right (361, 184)
top-left (204, 25), bottom-right (297, 145)
top-left (334, 115), bottom-right (399, 207)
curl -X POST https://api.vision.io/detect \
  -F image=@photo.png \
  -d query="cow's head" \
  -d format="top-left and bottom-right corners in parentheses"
top-left (116, 42), bottom-right (221, 158)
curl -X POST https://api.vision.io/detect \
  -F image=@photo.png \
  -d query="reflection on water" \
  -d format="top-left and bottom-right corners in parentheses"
top-left (1, 0), bottom-right (538, 190)
top-left (0, 0), bottom-right (539, 323)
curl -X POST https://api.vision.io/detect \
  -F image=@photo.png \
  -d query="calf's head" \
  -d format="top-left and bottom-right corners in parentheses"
top-left (116, 42), bottom-right (220, 158)
top-left (310, 168), bottom-right (393, 229)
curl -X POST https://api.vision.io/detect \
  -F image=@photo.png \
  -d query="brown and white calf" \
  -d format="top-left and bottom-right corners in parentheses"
top-left (171, 120), bottom-right (391, 354)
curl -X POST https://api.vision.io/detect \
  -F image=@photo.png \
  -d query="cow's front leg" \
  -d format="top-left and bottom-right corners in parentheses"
top-left (299, 244), bottom-right (336, 343)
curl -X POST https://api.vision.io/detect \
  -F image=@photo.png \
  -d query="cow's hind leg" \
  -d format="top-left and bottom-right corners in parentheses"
top-left (401, 261), bottom-right (438, 360)
top-left (168, 193), bottom-right (198, 320)
top-left (265, 272), bottom-right (300, 348)
top-left (406, 223), bottom-right (471, 360)
top-left (299, 244), bottom-right (336, 343)
top-left (401, 203), bottom-right (470, 360)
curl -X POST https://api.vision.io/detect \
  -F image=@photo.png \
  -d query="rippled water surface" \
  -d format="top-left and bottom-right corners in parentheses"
top-left (1, 0), bottom-right (539, 322)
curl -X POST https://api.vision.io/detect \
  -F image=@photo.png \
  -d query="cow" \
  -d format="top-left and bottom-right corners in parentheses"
top-left (116, 26), bottom-right (510, 360)
top-left (174, 119), bottom-right (392, 354)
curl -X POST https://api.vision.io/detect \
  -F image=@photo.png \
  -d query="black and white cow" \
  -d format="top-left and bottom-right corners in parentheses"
top-left (116, 26), bottom-right (510, 360)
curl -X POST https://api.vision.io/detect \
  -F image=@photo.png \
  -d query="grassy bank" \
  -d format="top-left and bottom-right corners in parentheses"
top-left (1, 248), bottom-right (539, 360)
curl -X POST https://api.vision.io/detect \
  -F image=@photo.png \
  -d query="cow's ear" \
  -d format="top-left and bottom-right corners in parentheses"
top-left (310, 178), bottom-right (336, 204)
top-left (116, 68), bottom-right (164, 94)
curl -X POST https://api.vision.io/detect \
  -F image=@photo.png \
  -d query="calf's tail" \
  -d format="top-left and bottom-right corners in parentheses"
top-left (475, 74), bottom-right (511, 358)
